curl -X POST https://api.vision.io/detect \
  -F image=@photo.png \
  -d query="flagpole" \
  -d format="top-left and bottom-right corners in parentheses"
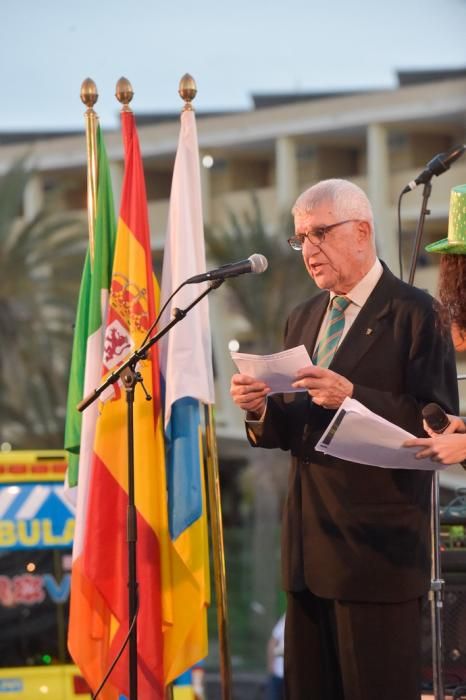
top-left (178, 75), bottom-right (233, 700)
top-left (80, 78), bottom-right (99, 266)
top-left (204, 405), bottom-right (233, 700)
top-left (114, 77), bottom-right (147, 700)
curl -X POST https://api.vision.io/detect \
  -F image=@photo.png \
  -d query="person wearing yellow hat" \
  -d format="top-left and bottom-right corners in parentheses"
top-left (404, 184), bottom-right (466, 463)
top-left (426, 182), bottom-right (466, 348)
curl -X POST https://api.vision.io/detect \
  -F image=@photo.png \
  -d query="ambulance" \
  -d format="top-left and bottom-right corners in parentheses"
top-left (0, 451), bottom-right (203, 700)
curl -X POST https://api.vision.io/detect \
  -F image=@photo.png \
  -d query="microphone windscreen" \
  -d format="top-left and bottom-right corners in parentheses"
top-left (422, 402), bottom-right (449, 433)
top-left (249, 253), bottom-right (268, 274)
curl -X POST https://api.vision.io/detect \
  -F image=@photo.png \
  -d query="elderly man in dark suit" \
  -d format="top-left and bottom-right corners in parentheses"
top-left (230, 179), bottom-right (459, 700)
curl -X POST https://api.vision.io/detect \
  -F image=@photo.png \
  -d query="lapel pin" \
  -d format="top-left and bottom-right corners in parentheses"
top-left (366, 328), bottom-right (373, 335)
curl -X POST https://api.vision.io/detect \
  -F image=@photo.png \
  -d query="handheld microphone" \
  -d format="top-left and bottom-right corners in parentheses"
top-left (422, 403), bottom-right (450, 434)
top-left (402, 144), bottom-right (466, 194)
top-left (186, 253), bottom-right (268, 284)
top-left (422, 402), bottom-right (466, 469)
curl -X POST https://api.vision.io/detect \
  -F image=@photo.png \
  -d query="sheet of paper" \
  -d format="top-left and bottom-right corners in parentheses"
top-left (230, 345), bottom-right (312, 394)
top-left (315, 397), bottom-right (446, 471)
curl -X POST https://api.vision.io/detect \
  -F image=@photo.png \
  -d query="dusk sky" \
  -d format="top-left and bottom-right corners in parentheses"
top-left (3, 0), bottom-right (466, 131)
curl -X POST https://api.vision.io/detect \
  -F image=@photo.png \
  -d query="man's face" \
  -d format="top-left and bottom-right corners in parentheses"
top-left (294, 202), bottom-right (368, 294)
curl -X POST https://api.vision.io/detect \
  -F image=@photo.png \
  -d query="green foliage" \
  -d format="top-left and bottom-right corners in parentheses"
top-left (205, 195), bottom-right (316, 352)
top-left (0, 161), bottom-right (87, 447)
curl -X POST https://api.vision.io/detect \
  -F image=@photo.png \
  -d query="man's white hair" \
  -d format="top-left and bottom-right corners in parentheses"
top-left (292, 179), bottom-right (374, 233)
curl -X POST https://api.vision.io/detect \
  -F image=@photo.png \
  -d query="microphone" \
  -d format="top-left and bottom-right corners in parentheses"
top-left (402, 144), bottom-right (466, 194)
top-left (186, 253), bottom-right (268, 284)
top-left (422, 403), bottom-right (450, 434)
top-left (422, 402), bottom-right (466, 469)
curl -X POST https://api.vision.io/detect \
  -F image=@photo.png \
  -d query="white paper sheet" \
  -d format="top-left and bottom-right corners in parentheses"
top-left (230, 345), bottom-right (312, 394)
top-left (315, 397), bottom-right (446, 470)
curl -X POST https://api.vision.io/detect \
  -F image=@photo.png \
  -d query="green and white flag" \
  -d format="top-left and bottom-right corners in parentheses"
top-left (64, 125), bottom-right (116, 488)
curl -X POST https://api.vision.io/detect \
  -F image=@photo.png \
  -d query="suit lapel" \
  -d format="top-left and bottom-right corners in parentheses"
top-left (330, 266), bottom-right (395, 376)
top-left (285, 292), bottom-right (329, 355)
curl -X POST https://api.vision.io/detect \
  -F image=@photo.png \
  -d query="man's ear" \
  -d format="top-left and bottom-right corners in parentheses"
top-left (357, 220), bottom-right (372, 245)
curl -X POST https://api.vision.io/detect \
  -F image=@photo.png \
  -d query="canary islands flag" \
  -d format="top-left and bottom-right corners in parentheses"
top-left (159, 105), bottom-right (214, 682)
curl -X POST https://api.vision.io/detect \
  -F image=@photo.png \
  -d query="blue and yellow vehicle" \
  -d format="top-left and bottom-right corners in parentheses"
top-left (0, 450), bottom-right (203, 700)
top-left (0, 449), bottom-right (90, 699)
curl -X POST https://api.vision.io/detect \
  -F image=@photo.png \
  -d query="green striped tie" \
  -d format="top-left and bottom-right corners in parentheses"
top-left (313, 296), bottom-right (351, 368)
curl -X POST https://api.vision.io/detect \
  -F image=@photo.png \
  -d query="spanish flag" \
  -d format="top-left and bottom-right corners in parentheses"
top-left (81, 109), bottom-right (170, 699)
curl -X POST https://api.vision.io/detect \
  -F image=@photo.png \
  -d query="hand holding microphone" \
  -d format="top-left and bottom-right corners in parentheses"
top-left (403, 403), bottom-right (466, 467)
top-left (421, 403), bottom-right (466, 437)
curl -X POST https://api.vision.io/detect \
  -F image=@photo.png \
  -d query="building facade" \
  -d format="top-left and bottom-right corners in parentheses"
top-left (2, 74), bottom-right (466, 427)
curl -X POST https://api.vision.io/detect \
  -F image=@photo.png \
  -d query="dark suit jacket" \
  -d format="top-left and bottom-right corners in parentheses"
top-left (246, 264), bottom-right (459, 603)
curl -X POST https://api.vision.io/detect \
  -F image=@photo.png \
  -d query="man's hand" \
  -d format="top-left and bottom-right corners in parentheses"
top-left (230, 373), bottom-right (270, 417)
top-left (423, 414), bottom-right (466, 437)
top-left (403, 433), bottom-right (466, 465)
top-left (292, 365), bottom-right (353, 409)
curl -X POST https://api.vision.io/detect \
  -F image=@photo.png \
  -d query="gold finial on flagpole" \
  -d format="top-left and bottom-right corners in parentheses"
top-left (80, 78), bottom-right (98, 110)
top-left (80, 78), bottom-right (99, 265)
top-left (178, 73), bottom-right (197, 111)
top-left (115, 77), bottom-right (134, 111)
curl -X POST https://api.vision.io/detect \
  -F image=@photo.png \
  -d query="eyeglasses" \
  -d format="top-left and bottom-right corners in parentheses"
top-left (287, 219), bottom-right (361, 251)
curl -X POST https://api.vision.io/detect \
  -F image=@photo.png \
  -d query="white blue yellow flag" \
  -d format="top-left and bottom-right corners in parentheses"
top-left (159, 106), bottom-right (214, 681)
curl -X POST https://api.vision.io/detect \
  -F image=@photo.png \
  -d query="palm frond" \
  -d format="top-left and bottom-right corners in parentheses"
top-left (0, 159), bottom-right (87, 446)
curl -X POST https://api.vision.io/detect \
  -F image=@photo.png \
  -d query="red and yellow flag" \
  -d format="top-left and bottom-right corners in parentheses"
top-left (82, 109), bottom-right (170, 699)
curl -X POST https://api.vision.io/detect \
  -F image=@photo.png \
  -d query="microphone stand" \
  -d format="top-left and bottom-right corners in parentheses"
top-left (408, 180), bottom-right (432, 286)
top-left (430, 472), bottom-right (444, 700)
top-left (77, 278), bottom-right (224, 700)
top-left (406, 180), bottom-right (444, 700)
